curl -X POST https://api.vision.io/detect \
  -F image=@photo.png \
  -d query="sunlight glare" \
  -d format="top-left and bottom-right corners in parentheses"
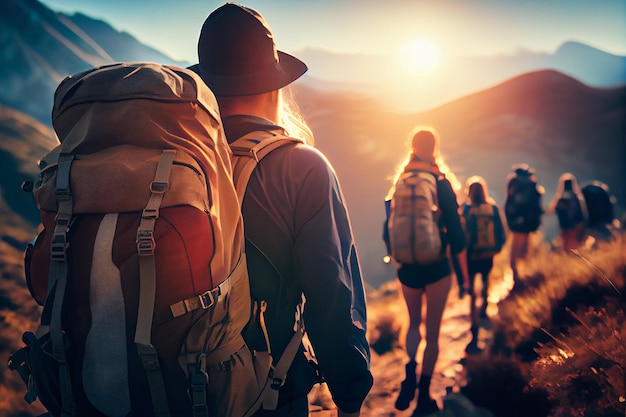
top-left (399, 38), bottom-right (441, 75)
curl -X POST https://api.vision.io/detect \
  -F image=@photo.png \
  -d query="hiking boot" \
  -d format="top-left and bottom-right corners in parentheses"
top-left (412, 396), bottom-right (439, 416)
top-left (394, 361), bottom-right (417, 411)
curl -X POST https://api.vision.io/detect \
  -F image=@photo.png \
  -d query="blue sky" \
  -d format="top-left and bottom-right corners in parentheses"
top-left (40, 0), bottom-right (626, 64)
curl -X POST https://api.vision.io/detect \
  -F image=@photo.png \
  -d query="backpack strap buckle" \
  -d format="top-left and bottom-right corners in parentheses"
top-left (198, 290), bottom-right (215, 310)
top-left (270, 376), bottom-right (286, 390)
top-left (136, 230), bottom-right (156, 256)
top-left (150, 181), bottom-right (168, 194)
top-left (170, 278), bottom-right (231, 318)
top-left (50, 232), bottom-right (68, 262)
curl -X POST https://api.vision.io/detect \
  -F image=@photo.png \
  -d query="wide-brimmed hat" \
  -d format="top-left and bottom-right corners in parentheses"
top-left (189, 3), bottom-right (307, 97)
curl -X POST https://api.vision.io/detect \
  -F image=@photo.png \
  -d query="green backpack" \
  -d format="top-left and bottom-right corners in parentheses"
top-left (463, 203), bottom-right (503, 261)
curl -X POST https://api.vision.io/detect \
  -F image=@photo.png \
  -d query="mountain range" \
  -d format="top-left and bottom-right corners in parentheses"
top-left (297, 41), bottom-right (626, 113)
top-left (0, 0), bottom-right (625, 289)
top-left (0, 0), bottom-right (186, 124)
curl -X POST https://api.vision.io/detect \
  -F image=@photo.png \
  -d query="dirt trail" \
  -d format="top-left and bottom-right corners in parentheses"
top-left (310, 258), bottom-right (514, 416)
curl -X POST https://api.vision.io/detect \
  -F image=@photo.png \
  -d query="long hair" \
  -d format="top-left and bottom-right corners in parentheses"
top-left (216, 87), bottom-right (314, 145)
top-left (279, 87), bottom-right (314, 145)
top-left (386, 126), bottom-right (460, 199)
top-left (465, 175), bottom-right (496, 206)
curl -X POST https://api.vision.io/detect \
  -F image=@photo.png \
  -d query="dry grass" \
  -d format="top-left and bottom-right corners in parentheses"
top-left (462, 237), bottom-right (626, 417)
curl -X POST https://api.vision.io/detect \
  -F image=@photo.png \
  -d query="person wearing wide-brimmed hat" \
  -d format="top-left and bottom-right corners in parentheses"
top-left (191, 3), bottom-right (373, 417)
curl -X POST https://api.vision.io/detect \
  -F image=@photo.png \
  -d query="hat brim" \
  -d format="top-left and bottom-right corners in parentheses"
top-left (189, 51), bottom-right (307, 97)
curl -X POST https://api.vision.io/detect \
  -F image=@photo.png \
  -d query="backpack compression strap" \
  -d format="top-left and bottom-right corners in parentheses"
top-left (45, 153), bottom-right (76, 417)
top-left (135, 149), bottom-right (176, 417)
top-left (230, 131), bottom-right (308, 412)
top-left (262, 297), bottom-right (305, 410)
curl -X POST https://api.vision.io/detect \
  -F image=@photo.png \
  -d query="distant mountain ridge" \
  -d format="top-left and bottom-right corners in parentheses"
top-left (65, 13), bottom-right (189, 68)
top-left (2, 0), bottom-right (625, 123)
top-left (0, 0), bottom-right (188, 124)
top-left (297, 40), bottom-right (626, 113)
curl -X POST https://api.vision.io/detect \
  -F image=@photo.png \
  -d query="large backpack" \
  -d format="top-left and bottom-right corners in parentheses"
top-left (504, 166), bottom-right (543, 233)
top-left (8, 63), bottom-right (262, 417)
top-left (388, 164), bottom-right (442, 264)
top-left (580, 181), bottom-right (620, 244)
top-left (555, 191), bottom-right (584, 230)
top-left (463, 203), bottom-right (503, 261)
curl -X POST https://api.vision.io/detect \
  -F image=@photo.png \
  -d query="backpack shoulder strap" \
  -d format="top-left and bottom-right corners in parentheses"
top-left (403, 160), bottom-right (442, 180)
top-left (230, 131), bottom-right (307, 413)
top-left (230, 131), bottom-right (303, 205)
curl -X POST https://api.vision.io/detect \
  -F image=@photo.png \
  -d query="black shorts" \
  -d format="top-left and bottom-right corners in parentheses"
top-left (397, 257), bottom-right (451, 289)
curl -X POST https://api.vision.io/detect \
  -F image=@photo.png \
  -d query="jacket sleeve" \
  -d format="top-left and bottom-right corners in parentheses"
top-left (438, 178), bottom-right (466, 255)
top-left (292, 147), bottom-right (373, 413)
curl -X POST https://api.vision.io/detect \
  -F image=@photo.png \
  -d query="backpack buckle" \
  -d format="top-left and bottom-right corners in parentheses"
top-left (270, 376), bottom-right (285, 390)
top-left (150, 181), bottom-right (168, 194)
top-left (198, 290), bottom-right (215, 309)
top-left (136, 230), bottom-right (155, 256)
top-left (55, 187), bottom-right (71, 201)
top-left (50, 233), bottom-right (68, 262)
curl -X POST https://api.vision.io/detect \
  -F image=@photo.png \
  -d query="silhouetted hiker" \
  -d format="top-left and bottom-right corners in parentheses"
top-left (190, 4), bottom-right (372, 417)
top-left (461, 176), bottom-right (506, 352)
top-left (504, 164), bottom-right (544, 291)
top-left (548, 173), bottom-right (587, 251)
top-left (580, 180), bottom-right (621, 247)
top-left (383, 127), bottom-right (469, 416)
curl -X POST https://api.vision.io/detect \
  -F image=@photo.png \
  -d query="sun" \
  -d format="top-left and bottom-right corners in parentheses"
top-left (399, 38), bottom-right (441, 75)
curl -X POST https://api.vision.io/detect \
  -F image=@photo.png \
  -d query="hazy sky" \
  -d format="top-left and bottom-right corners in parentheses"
top-left (40, 0), bottom-right (626, 64)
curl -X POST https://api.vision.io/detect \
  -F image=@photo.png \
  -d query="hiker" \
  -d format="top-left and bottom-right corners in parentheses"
top-left (580, 180), bottom-right (622, 247)
top-left (504, 164), bottom-right (544, 291)
top-left (383, 127), bottom-right (469, 416)
top-left (461, 176), bottom-right (506, 352)
top-left (190, 4), bottom-right (373, 417)
top-left (547, 173), bottom-right (587, 251)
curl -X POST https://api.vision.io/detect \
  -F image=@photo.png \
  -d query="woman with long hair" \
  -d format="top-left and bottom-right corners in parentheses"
top-left (383, 127), bottom-right (469, 416)
top-left (461, 176), bottom-right (506, 352)
top-left (192, 4), bottom-right (373, 416)
top-left (548, 173), bottom-right (587, 251)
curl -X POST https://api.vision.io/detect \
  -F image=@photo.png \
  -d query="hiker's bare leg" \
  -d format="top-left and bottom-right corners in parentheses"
top-left (421, 275), bottom-right (451, 377)
top-left (396, 283), bottom-right (425, 410)
top-left (411, 275), bottom-right (451, 413)
top-left (401, 284), bottom-right (424, 361)
top-left (510, 232), bottom-right (529, 287)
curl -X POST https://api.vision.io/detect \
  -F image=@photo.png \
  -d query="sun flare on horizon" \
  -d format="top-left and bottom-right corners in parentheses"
top-left (398, 37), bottom-right (442, 75)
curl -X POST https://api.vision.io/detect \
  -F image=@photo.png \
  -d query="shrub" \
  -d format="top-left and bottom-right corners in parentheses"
top-left (530, 305), bottom-right (625, 417)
